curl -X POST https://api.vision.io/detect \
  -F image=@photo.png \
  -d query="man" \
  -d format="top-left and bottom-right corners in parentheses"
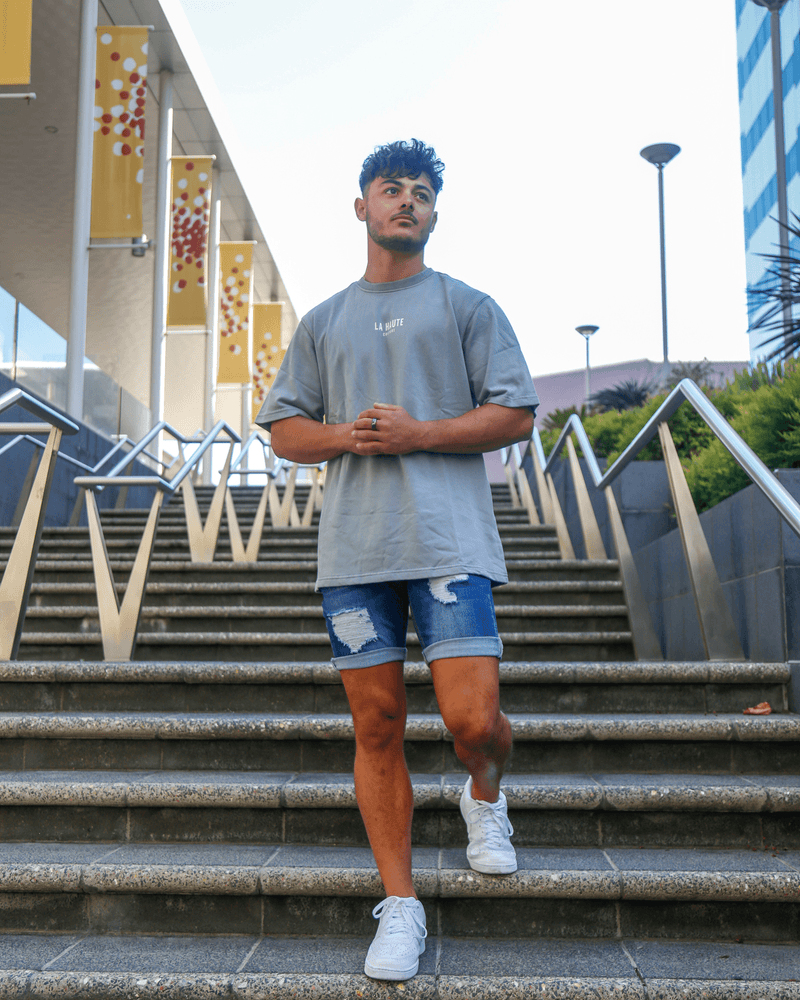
top-left (257, 139), bottom-right (538, 981)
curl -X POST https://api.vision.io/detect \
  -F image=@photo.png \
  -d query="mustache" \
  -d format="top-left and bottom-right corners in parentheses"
top-left (391, 211), bottom-right (417, 223)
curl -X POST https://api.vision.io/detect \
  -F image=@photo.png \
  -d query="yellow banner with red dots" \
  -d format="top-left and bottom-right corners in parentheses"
top-left (0, 0), bottom-right (33, 84)
top-left (167, 157), bottom-right (214, 327)
top-left (218, 242), bottom-right (255, 383)
top-left (252, 303), bottom-right (285, 423)
top-left (90, 26), bottom-right (148, 238)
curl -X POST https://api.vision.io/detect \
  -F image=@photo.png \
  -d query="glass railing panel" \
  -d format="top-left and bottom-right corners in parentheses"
top-left (120, 385), bottom-right (152, 443)
top-left (0, 286), bottom-right (15, 365)
top-left (14, 302), bottom-right (68, 410)
top-left (82, 362), bottom-right (120, 438)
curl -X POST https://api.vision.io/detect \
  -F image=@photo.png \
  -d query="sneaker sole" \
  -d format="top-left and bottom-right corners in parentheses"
top-left (466, 857), bottom-right (518, 874)
top-left (364, 957), bottom-right (420, 981)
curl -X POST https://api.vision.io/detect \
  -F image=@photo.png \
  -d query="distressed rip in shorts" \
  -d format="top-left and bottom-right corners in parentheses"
top-left (320, 574), bottom-right (502, 670)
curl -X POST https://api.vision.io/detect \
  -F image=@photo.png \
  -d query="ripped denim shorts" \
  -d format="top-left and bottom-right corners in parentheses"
top-left (320, 574), bottom-right (502, 670)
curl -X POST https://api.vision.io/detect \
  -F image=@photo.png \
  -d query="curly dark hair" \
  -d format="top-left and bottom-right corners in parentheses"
top-left (359, 139), bottom-right (445, 196)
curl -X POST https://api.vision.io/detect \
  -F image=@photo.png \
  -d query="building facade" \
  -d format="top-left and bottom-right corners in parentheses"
top-left (736, 0), bottom-right (800, 360)
top-left (0, 0), bottom-right (296, 446)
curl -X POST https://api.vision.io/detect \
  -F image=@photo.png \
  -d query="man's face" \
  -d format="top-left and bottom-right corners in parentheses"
top-left (355, 173), bottom-right (438, 255)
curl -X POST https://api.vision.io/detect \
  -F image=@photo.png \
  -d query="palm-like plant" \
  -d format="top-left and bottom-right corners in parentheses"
top-left (748, 214), bottom-right (800, 361)
top-left (588, 378), bottom-right (657, 413)
top-left (541, 404), bottom-right (588, 431)
top-left (664, 360), bottom-right (717, 390)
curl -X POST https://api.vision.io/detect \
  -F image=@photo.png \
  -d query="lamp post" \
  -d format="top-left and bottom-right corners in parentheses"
top-left (576, 325), bottom-right (599, 407)
top-left (751, 0), bottom-right (792, 350)
top-left (640, 142), bottom-right (681, 364)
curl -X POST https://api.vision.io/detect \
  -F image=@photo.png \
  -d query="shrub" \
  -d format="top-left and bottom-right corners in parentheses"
top-left (536, 361), bottom-right (800, 512)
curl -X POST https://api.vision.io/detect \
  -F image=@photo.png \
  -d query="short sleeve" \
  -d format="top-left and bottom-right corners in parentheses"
top-left (461, 297), bottom-right (539, 414)
top-left (254, 319), bottom-right (325, 431)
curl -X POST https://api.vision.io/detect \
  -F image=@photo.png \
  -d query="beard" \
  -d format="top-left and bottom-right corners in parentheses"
top-left (366, 216), bottom-right (433, 255)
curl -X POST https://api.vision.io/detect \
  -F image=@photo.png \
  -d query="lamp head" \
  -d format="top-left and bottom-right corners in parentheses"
top-left (751, 0), bottom-right (789, 11)
top-left (575, 325), bottom-right (599, 340)
top-left (640, 143), bottom-right (681, 167)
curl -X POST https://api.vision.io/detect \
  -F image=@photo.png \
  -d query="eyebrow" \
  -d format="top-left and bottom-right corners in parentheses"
top-left (379, 178), bottom-right (434, 196)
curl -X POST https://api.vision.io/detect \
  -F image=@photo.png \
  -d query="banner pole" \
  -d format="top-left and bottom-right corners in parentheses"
top-left (65, 0), bottom-right (98, 421)
top-left (203, 175), bottom-right (222, 484)
top-left (150, 69), bottom-right (174, 453)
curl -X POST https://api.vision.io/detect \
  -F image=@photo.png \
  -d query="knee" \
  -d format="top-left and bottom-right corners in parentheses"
top-left (351, 695), bottom-right (407, 754)
top-left (444, 704), bottom-right (501, 749)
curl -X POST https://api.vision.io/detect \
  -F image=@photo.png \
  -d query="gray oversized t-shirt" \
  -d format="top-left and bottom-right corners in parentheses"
top-left (256, 268), bottom-right (538, 588)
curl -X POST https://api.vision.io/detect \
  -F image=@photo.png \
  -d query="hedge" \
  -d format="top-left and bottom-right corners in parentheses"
top-left (538, 362), bottom-right (800, 512)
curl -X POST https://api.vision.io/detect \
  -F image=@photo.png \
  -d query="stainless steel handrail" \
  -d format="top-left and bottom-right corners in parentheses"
top-left (540, 378), bottom-right (800, 535)
top-left (72, 420), bottom-right (242, 661)
top-left (224, 432), bottom-right (325, 557)
top-left (0, 389), bottom-right (79, 660)
top-left (5, 432), bottom-right (139, 526)
top-left (514, 378), bottom-right (800, 661)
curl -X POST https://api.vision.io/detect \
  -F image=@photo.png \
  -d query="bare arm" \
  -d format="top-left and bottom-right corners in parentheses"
top-left (269, 415), bottom-right (355, 465)
top-left (270, 402), bottom-right (533, 464)
top-left (353, 402), bottom-right (533, 456)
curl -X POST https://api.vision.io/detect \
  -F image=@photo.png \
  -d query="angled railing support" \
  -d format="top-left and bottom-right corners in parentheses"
top-left (85, 488), bottom-right (164, 661)
top-left (11, 448), bottom-right (40, 528)
top-left (657, 422), bottom-right (745, 661)
top-left (566, 436), bottom-right (606, 559)
top-left (604, 485), bottom-right (663, 660)
top-left (272, 463), bottom-right (300, 529)
top-left (225, 483), bottom-right (270, 563)
top-left (546, 472), bottom-right (575, 560)
top-left (530, 441), bottom-right (555, 526)
top-left (181, 442), bottom-right (235, 562)
top-left (68, 488), bottom-right (86, 527)
top-left (0, 427), bottom-right (63, 660)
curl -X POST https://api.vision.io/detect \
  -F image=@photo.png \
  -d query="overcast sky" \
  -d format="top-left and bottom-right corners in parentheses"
top-left (177, 0), bottom-right (749, 378)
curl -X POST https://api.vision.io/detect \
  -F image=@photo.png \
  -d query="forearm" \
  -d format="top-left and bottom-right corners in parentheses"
top-left (415, 403), bottom-right (534, 454)
top-left (269, 415), bottom-right (354, 464)
top-left (352, 402), bottom-right (534, 456)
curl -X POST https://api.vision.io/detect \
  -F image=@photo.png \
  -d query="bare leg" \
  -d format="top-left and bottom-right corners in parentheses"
top-left (428, 655), bottom-right (511, 802)
top-left (339, 660), bottom-right (416, 899)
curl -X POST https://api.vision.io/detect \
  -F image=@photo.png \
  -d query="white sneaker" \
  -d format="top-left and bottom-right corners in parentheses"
top-left (460, 776), bottom-right (517, 874)
top-left (364, 895), bottom-right (427, 981)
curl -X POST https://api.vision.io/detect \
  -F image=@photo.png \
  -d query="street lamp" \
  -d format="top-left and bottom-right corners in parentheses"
top-left (751, 0), bottom-right (792, 349)
top-left (640, 142), bottom-right (681, 364)
top-left (575, 324), bottom-right (599, 406)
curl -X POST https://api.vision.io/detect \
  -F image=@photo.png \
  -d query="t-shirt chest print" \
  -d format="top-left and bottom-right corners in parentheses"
top-left (374, 316), bottom-right (405, 336)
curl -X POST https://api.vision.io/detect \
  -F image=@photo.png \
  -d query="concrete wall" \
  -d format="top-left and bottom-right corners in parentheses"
top-left (522, 453), bottom-right (672, 560)
top-left (525, 448), bottom-right (800, 664)
top-left (0, 372), bottom-right (158, 528)
top-left (632, 471), bottom-right (800, 664)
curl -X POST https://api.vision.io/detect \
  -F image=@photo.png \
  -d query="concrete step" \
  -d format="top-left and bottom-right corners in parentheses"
top-left (25, 578), bottom-right (630, 608)
top-left (0, 711), bottom-right (796, 773)
top-left (0, 770), bottom-right (797, 849)
top-left (0, 842), bottom-right (798, 943)
top-left (1, 933), bottom-right (798, 999)
top-left (17, 631), bottom-right (637, 662)
top-left (20, 559), bottom-right (624, 587)
top-left (0, 661), bottom-right (787, 715)
top-left (22, 604), bottom-right (633, 636)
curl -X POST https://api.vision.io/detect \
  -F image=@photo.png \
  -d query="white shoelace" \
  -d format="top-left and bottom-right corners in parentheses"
top-left (371, 896), bottom-right (427, 945)
top-left (466, 799), bottom-right (514, 847)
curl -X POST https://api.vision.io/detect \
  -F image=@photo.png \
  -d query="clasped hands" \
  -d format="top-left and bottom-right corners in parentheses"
top-left (350, 402), bottom-right (426, 455)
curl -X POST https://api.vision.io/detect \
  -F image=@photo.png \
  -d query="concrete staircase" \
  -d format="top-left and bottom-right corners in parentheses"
top-left (0, 482), bottom-right (797, 998)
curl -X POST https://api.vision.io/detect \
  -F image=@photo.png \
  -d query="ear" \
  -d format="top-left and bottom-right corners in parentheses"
top-left (430, 210), bottom-right (438, 233)
top-left (354, 196), bottom-right (366, 222)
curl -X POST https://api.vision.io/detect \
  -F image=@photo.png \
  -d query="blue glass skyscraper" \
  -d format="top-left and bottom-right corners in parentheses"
top-left (736, 0), bottom-right (800, 359)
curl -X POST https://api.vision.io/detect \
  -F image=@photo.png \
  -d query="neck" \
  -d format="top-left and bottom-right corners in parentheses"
top-left (362, 241), bottom-right (426, 284)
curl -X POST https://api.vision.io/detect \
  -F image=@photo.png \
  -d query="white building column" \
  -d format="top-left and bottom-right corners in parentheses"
top-left (150, 69), bottom-right (174, 430)
top-left (65, 0), bottom-right (98, 420)
top-left (202, 175), bottom-right (221, 484)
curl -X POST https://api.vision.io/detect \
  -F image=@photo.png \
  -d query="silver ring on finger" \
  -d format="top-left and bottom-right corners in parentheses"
top-left (371, 417), bottom-right (378, 432)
